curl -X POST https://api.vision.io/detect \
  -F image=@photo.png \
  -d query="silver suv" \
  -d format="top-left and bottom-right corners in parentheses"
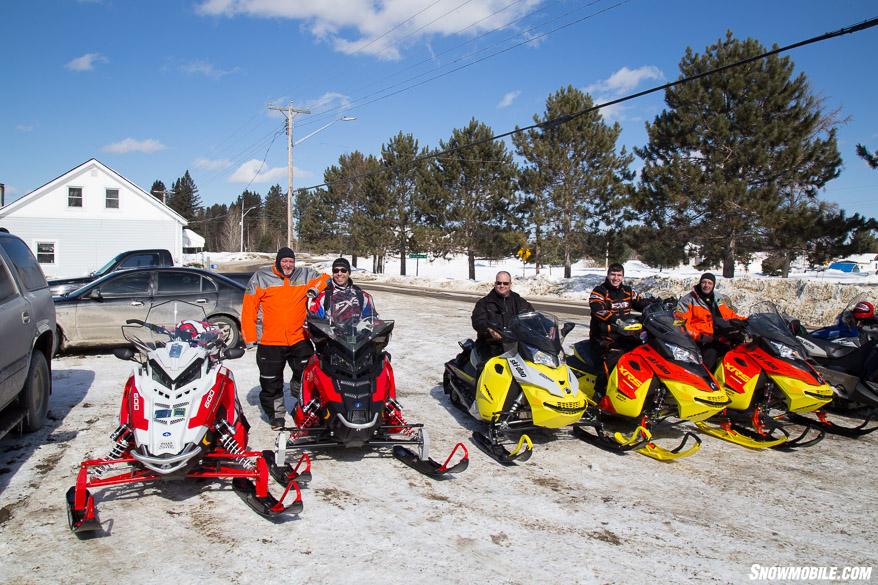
top-left (0, 232), bottom-right (56, 439)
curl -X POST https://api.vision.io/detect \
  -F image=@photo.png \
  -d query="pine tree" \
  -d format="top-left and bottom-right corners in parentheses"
top-left (150, 180), bottom-right (167, 203)
top-left (856, 144), bottom-right (878, 169)
top-left (513, 85), bottom-right (634, 278)
top-left (262, 184), bottom-right (287, 251)
top-left (167, 171), bottom-right (203, 223)
top-left (381, 132), bottom-right (432, 276)
top-left (636, 32), bottom-right (842, 277)
top-left (433, 118), bottom-right (520, 280)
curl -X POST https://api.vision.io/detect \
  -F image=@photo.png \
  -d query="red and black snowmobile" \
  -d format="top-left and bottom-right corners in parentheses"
top-left (66, 301), bottom-right (302, 535)
top-left (270, 294), bottom-right (468, 480)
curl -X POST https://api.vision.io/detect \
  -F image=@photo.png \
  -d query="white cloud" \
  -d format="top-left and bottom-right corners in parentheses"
top-left (65, 52), bottom-right (108, 71)
top-left (497, 90), bottom-right (521, 109)
top-left (101, 138), bottom-right (167, 154)
top-left (180, 60), bottom-right (241, 79)
top-left (584, 65), bottom-right (664, 122)
top-left (585, 65), bottom-right (663, 97)
top-left (228, 160), bottom-right (312, 184)
top-left (196, 0), bottom-right (541, 60)
top-left (194, 158), bottom-right (232, 171)
top-left (15, 124), bottom-right (35, 132)
top-left (305, 92), bottom-right (352, 112)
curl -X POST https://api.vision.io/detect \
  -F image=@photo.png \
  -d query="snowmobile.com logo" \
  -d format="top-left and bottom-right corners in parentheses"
top-left (749, 564), bottom-right (872, 581)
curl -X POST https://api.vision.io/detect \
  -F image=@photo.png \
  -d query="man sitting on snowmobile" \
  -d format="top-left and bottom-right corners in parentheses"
top-left (589, 263), bottom-right (652, 397)
top-left (308, 257), bottom-right (376, 322)
top-left (470, 271), bottom-right (534, 367)
top-left (674, 272), bottom-right (746, 370)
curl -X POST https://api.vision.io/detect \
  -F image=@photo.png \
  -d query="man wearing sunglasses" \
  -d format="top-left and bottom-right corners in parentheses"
top-left (308, 257), bottom-right (375, 322)
top-left (241, 247), bottom-right (330, 429)
top-left (471, 271), bottom-right (534, 363)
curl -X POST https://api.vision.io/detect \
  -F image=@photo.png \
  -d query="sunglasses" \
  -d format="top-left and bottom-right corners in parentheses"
top-left (495, 281), bottom-right (511, 286)
top-left (332, 268), bottom-right (349, 274)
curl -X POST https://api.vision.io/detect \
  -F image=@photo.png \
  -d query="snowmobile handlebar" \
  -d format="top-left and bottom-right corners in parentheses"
top-left (125, 319), bottom-right (171, 335)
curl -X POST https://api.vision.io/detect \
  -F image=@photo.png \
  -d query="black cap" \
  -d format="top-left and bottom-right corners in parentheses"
top-left (699, 272), bottom-right (716, 284)
top-left (275, 247), bottom-right (295, 272)
top-left (332, 257), bottom-right (351, 272)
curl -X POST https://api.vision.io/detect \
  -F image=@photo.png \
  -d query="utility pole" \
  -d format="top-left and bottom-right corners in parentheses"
top-left (268, 102), bottom-right (310, 248)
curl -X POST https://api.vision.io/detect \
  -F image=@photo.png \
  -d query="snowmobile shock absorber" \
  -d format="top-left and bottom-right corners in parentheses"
top-left (94, 425), bottom-right (133, 475)
top-left (384, 398), bottom-right (415, 437)
top-left (216, 420), bottom-right (255, 470)
top-left (289, 399), bottom-right (321, 443)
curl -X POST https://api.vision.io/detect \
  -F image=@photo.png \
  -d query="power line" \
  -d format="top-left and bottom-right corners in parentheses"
top-left (296, 16), bottom-right (878, 194)
top-left (295, 0), bottom-right (616, 131)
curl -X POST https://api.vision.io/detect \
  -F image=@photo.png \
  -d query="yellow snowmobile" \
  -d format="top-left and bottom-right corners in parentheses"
top-left (696, 301), bottom-right (832, 449)
top-left (443, 311), bottom-right (592, 464)
top-left (567, 303), bottom-right (730, 462)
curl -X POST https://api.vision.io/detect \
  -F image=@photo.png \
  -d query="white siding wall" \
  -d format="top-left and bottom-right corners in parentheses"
top-left (5, 217), bottom-right (178, 279)
top-left (0, 162), bottom-right (185, 278)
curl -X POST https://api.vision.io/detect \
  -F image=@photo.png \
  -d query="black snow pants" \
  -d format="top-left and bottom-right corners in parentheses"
top-left (257, 341), bottom-right (314, 420)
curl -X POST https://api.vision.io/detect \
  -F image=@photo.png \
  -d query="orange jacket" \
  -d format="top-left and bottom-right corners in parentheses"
top-left (241, 265), bottom-right (329, 346)
top-left (674, 288), bottom-right (744, 342)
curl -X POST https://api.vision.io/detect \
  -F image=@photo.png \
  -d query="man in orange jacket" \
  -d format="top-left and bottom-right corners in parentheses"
top-left (241, 247), bottom-right (329, 429)
top-left (675, 272), bottom-right (746, 370)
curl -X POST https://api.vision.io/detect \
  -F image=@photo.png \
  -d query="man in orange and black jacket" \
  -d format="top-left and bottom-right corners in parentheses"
top-left (241, 247), bottom-right (329, 429)
top-left (674, 272), bottom-right (746, 370)
top-left (589, 263), bottom-right (650, 394)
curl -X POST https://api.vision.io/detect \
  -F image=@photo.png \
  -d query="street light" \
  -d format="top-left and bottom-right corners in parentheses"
top-left (240, 205), bottom-right (258, 253)
top-left (266, 106), bottom-right (356, 248)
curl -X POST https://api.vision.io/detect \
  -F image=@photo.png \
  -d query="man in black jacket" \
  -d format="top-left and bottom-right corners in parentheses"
top-left (589, 263), bottom-right (650, 394)
top-left (471, 271), bottom-right (534, 362)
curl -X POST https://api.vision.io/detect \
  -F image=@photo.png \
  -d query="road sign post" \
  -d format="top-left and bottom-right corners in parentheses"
top-left (408, 253), bottom-right (427, 276)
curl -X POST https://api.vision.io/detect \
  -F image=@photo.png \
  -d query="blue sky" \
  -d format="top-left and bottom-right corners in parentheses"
top-left (2, 0), bottom-right (877, 220)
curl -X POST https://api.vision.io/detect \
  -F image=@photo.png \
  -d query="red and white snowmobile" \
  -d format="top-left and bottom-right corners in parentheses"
top-left (270, 294), bottom-right (468, 481)
top-left (66, 301), bottom-right (302, 534)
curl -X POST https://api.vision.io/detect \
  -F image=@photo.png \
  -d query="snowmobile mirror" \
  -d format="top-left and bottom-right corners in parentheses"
top-left (222, 348), bottom-right (245, 360)
top-left (113, 347), bottom-right (135, 361)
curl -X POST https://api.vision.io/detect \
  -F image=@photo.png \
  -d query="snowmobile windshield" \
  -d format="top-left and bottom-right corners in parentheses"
top-left (508, 311), bottom-right (561, 354)
top-left (642, 303), bottom-right (698, 350)
top-left (122, 300), bottom-right (209, 354)
top-left (748, 301), bottom-right (805, 349)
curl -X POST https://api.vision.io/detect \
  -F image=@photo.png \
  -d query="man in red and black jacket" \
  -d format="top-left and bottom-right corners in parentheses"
top-left (589, 263), bottom-right (650, 393)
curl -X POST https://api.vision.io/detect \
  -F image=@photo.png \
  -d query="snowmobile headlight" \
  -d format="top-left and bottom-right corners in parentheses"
top-left (526, 344), bottom-right (560, 368)
top-left (666, 343), bottom-right (699, 364)
top-left (174, 358), bottom-right (204, 388)
top-left (769, 340), bottom-right (802, 361)
top-left (330, 353), bottom-right (354, 371)
top-left (149, 360), bottom-right (174, 388)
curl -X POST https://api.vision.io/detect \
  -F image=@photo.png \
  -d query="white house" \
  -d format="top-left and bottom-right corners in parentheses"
top-left (0, 159), bottom-right (191, 278)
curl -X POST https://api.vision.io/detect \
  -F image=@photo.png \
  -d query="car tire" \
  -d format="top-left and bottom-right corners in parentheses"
top-left (208, 315), bottom-right (241, 348)
top-left (23, 351), bottom-right (50, 432)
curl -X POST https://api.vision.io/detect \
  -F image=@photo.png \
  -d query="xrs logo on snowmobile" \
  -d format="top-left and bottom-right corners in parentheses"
top-left (618, 365), bottom-right (642, 389)
top-left (725, 363), bottom-right (752, 383)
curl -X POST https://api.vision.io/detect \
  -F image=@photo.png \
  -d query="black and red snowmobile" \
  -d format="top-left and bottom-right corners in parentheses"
top-left (66, 301), bottom-right (303, 535)
top-left (270, 294), bottom-right (468, 480)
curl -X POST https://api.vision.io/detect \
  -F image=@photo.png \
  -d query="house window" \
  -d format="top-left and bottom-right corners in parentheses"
top-left (68, 187), bottom-right (83, 207)
top-left (36, 242), bottom-right (55, 264)
top-left (106, 189), bottom-right (120, 209)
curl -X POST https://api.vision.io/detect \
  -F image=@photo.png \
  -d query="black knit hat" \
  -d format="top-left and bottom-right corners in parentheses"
top-left (332, 257), bottom-right (351, 272)
top-left (699, 272), bottom-right (716, 284)
top-left (275, 247), bottom-right (295, 272)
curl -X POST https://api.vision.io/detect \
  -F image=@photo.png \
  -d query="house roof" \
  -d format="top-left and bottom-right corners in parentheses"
top-left (0, 158), bottom-right (188, 225)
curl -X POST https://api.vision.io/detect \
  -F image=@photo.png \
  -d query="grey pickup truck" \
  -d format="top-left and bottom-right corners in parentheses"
top-left (0, 232), bottom-right (56, 439)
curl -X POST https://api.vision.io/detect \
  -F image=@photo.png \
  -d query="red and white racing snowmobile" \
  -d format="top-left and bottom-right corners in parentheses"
top-left (66, 301), bottom-right (302, 534)
top-left (270, 294), bottom-right (468, 480)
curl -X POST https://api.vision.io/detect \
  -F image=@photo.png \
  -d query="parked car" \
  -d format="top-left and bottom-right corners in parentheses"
top-left (0, 232), bottom-right (56, 439)
top-left (54, 267), bottom-right (244, 351)
top-left (48, 249), bottom-right (174, 296)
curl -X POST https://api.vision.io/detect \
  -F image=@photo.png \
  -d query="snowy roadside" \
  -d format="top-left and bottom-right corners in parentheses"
top-left (1, 290), bottom-right (876, 585)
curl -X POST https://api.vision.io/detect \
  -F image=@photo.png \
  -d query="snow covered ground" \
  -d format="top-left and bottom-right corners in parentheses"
top-left (1, 290), bottom-right (876, 585)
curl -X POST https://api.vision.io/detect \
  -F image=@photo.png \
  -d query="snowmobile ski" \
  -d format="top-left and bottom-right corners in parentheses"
top-left (635, 431), bottom-right (702, 462)
top-left (392, 442), bottom-right (469, 478)
top-left (263, 449), bottom-right (312, 487)
top-left (572, 423), bottom-right (651, 454)
top-left (472, 431), bottom-right (533, 465)
top-left (695, 420), bottom-right (788, 449)
top-left (231, 460), bottom-right (303, 519)
top-left (65, 486), bottom-right (100, 534)
top-left (785, 411), bottom-right (878, 438)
